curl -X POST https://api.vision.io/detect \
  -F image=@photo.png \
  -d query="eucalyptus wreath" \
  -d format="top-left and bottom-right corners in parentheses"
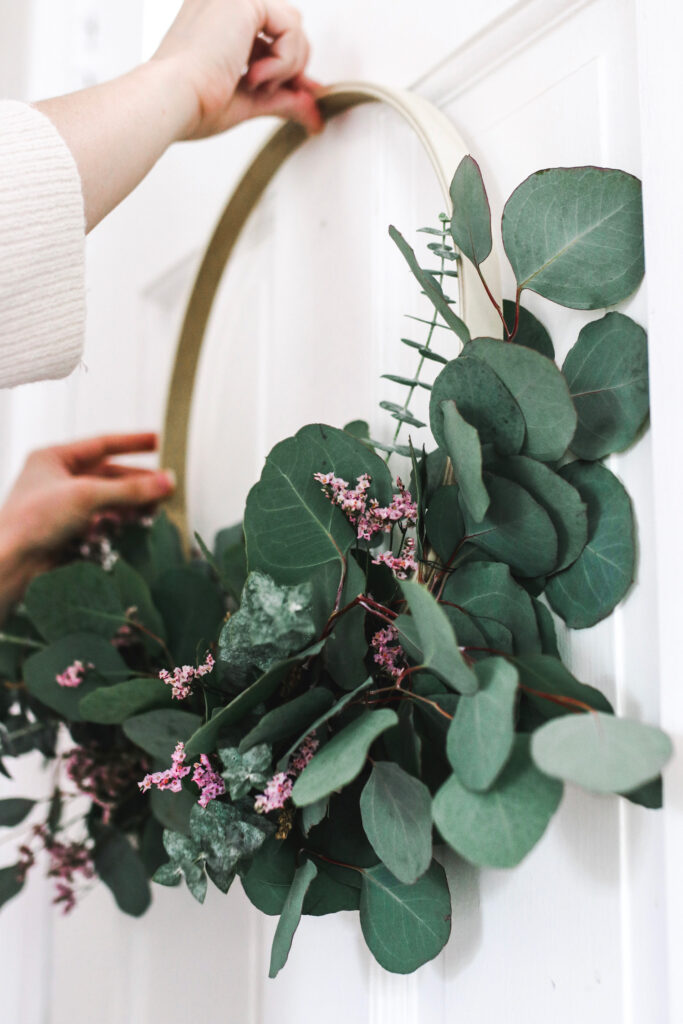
top-left (0, 156), bottom-right (671, 976)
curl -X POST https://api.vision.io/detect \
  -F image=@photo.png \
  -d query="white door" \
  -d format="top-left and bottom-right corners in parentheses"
top-left (2, 1), bottom-right (680, 1022)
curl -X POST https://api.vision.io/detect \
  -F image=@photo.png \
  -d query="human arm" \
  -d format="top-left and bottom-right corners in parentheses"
top-left (0, 433), bottom-right (174, 623)
top-left (34, 0), bottom-right (322, 232)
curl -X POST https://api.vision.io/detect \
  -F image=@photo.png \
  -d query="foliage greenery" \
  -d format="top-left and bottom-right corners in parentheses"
top-left (0, 156), bottom-right (670, 976)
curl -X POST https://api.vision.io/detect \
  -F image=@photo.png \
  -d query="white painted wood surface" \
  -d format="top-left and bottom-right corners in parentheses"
top-left (1, 0), bottom-right (679, 1021)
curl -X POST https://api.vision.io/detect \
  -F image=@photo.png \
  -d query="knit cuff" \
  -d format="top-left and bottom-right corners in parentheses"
top-left (0, 100), bottom-right (86, 389)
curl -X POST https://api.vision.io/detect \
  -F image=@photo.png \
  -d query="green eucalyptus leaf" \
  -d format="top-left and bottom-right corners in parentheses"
top-left (400, 338), bottom-right (448, 364)
top-left (449, 155), bottom-right (492, 266)
top-left (152, 566), bottom-right (224, 667)
top-left (486, 455), bottom-right (587, 572)
top-left (214, 525), bottom-right (248, 604)
top-left (463, 472), bottom-right (558, 578)
top-left (531, 600), bottom-right (560, 658)
top-left (269, 859), bottom-right (318, 977)
top-left (156, 829), bottom-right (207, 903)
top-left (430, 356), bottom-right (525, 457)
top-left (389, 226), bottom-right (470, 343)
top-left (424, 485), bottom-right (465, 563)
top-left (110, 559), bottom-right (167, 653)
top-left (359, 862), bottom-right (451, 974)
top-left (381, 374), bottom-right (431, 389)
top-left (242, 835), bottom-right (297, 915)
top-left (150, 784), bottom-right (194, 836)
top-left (277, 677), bottom-right (374, 771)
top-left (246, 424), bottom-right (393, 587)
top-left (123, 709), bottom-right (201, 761)
top-left (93, 825), bottom-right (151, 917)
top-left (79, 677), bottom-right (173, 724)
top-left (466, 339), bottom-right (576, 462)
top-left (400, 580), bottom-right (478, 694)
top-left (218, 572), bottom-right (316, 690)
top-left (447, 658), bottom-right (519, 791)
top-left (442, 561), bottom-right (541, 656)
top-left (503, 300), bottom-right (554, 357)
top-left (0, 798), bottom-right (35, 827)
top-left (514, 654), bottom-right (613, 725)
top-left (147, 512), bottom-right (184, 582)
top-left (379, 401), bottom-right (425, 428)
top-left (24, 634), bottom-right (128, 721)
top-left (301, 797), bottom-right (329, 835)
top-left (239, 689), bottom-right (334, 753)
top-left (439, 400), bottom-right (489, 522)
top-left (219, 744), bottom-right (272, 800)
top-left (324, 557), bottom-right (368, 690)
top-left (502, 167), bottom-right (644, 308)
top-left (24, 563), bottom-right (125, 642)
top-left (302, 863), bottom-right (360, 915)
top-left (360, 762), bottom-right (432, 884)
top-left (344, 419), bottom-right (370, 439)
top-left (531, 712), bottom-right (672, 794)
top-left (622, 776), bottom-right (662, 809)
top-left (433, 736), bottom-right (563, 867)
top-left (0, 864), bottom-right (24, 909)
top-left (545, 461), bottom-right (635, 628)
top-left (189, 801), bottom-right (267, 893)
top-left (291, 709), bottom-right (398, 807)
top-left (563, 312), bottom-right (649, 459)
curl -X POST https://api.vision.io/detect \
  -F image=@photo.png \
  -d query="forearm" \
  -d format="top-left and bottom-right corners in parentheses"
top-left (34, 59), bottom-right (196, 233)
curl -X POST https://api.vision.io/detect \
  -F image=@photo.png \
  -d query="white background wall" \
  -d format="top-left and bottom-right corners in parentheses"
top-left (1, 1), bottom-right (681, 1021)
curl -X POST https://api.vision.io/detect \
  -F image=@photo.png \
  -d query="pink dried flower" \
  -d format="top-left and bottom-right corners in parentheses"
top-left (56, 660), bottom-right (93, 688)
top-left (65, 744), bottom-right (149, 823)
top-left (253, 733), bottom-right (319, 814)
top-left (315, 471), bottom-right (418, 543)
top-left (159, 651), bottom-right (215, 700)
top-left (371, 625), bottom-right (406, 680)
top-left (46, 838), bottom-right (95, 915)
top-left (372, 538), bottom-right (418, 580)
top-left (138, 741), bottom-right (191, 795)
top-left (254, 772), bottom-right (293, 813)
top-left (192, 754), bottom-right (226, 808)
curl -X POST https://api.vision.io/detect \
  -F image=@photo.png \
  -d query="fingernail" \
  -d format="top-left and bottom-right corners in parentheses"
top-left (159, 470), bottom-right (176, 491)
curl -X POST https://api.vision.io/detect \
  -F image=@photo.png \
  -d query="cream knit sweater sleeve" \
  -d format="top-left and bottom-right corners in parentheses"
top-left (0, 101), bottom-right (85, 389)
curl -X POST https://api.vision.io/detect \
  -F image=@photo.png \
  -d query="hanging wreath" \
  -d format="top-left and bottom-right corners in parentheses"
top-left (0, 154), bottom-right (671, 977)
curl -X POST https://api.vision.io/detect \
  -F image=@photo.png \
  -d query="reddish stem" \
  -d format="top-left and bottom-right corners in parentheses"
top-left (519, 684), bottom-right (597, 715)
top-left (475, 262), bottom-right (509, 337)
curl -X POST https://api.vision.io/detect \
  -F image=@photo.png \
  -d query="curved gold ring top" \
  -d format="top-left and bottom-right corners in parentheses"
top-left (160, 82), bottom-right (501, 545)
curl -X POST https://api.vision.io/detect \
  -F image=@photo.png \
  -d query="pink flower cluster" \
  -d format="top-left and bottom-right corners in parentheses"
top-left (56, 660), bottom-right (93, 688)
top-left (192, 754), bottom-right (226, 808)
top-left (371, 625), bottom-right (406, 680)
top-left (139, 741), bottom-right (191, 794)
top-left (138, 742), bottom-right (226, 808)
top-left (159, 652), bottom-right (215, 700)
top-left (47, 838), bottom-right (95, 914)
top-left (372, 538), bottom-right (419, 580)
top-left (254, 733), bottom-right (319, 814)
top-left (65, 744), bottom-right (149, 823)
top-left (314, 472), bottom-right (417, 543)
top-left (20, 827), bottom-right (95, 915)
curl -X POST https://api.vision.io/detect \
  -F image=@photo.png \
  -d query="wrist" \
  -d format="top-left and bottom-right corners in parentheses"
top-left (133, 57), bottom-right (201, 145)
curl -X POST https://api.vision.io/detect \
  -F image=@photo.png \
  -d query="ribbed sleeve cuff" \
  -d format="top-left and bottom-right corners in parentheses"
top-left (0, 100), bottom-right (86, 389)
